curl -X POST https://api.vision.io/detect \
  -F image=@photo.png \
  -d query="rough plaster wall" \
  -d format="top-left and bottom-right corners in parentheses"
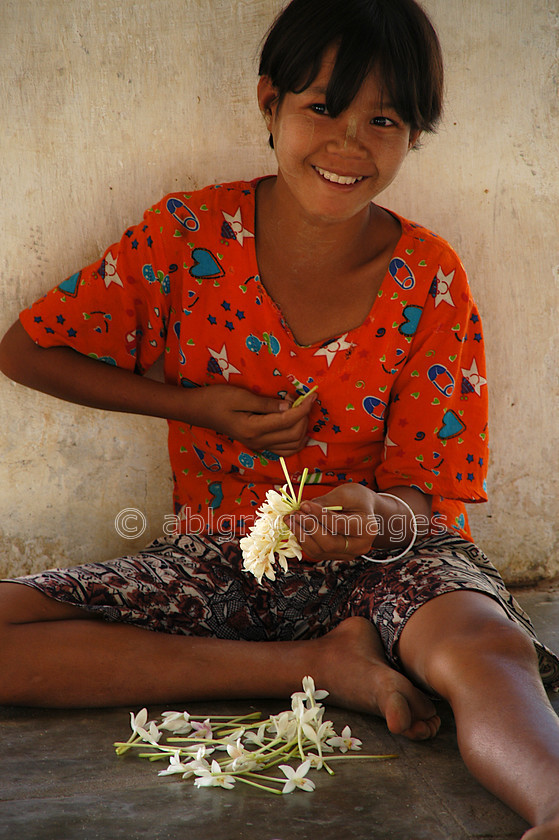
top-left (1, 0), bottom-right (557, 583)
top-left (382, 0), bottom-right (559, 581)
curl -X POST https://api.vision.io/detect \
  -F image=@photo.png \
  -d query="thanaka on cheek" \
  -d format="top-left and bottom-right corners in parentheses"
top-left (273, 114), bottom-right (315, 178)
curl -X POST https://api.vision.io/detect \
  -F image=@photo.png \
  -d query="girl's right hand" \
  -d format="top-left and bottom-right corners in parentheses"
top-left (185, 384), bottom-right (316, 455)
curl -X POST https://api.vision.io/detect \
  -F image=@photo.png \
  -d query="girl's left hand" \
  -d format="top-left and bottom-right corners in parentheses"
top-left (285, 484), bottom-right (378, 561)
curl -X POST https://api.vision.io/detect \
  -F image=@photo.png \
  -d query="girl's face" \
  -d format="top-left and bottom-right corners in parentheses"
top-left (258, 46), bottom-right (420, 225)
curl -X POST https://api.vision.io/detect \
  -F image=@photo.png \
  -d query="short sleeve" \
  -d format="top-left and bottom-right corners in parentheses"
top-left (374, 253), bottom-right (489, 504)
top-left (19, 197), bottom-right (175, 375)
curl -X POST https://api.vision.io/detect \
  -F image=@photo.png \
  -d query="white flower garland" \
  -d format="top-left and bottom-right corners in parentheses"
top-left (240, 458), bottom-right (309, 583)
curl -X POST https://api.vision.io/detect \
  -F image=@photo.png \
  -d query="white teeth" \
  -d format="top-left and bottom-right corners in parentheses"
top-left (315, 166), bottom-right (364, 185)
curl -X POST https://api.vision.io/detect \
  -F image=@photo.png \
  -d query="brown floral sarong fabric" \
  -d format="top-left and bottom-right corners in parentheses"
top-left (10, 532), bottom-right (559, 689)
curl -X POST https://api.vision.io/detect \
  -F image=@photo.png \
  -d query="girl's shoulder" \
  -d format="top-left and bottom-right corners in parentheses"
top-left (152, 179), bottom-right (261, 219)
top-left (377, 209), bottom-right (478, 322)
top-left (143, 179), bottom-right (264, 250)
top-left (383, 208), bottom-right (473, 301)
top-left (386, 209), bottom-right (464, 269)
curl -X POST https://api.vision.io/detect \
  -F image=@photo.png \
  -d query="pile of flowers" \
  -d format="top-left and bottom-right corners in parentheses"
top-left (114, 676), bottom-right (396, 795)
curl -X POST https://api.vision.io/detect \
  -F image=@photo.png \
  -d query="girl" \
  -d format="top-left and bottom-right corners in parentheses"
top-left (0, 0), bottom-right (558, 835)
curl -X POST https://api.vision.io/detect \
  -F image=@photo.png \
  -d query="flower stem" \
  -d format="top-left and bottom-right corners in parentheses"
top-left (292, 385), bottom-right (318, 408)
top-left (235, 776), bottom-right (283, 795)
top-left (297, 468), bottom-right (308, 504)
top-left (279, 457), bottom-right (296, 501)
top-left (322, 753), bottom-right (399, 761)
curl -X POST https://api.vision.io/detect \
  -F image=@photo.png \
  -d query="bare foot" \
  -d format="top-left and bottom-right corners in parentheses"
top-left (522, 815), bottom-right (559, 839)
top-left (314, 616), bottom-right (440, 741)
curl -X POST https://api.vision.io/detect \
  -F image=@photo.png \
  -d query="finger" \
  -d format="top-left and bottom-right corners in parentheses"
top-left (241, 396), bottom-right (314, 440)
top-left (255, 428), bottom-right (308, 452)
top-left (289, 510), bottom-right (336, 545)
top-left (288, 513), bottom-right (354, 561)
top-left (287, 513), bottom-right (323, 559)
top-left (263, 441), bottom-right (308, 456)
top-left (294, 505), bottom-right (371, 557)
top-left (238, 391), bottom-right (293, 416)
top-left (244, 414), bottom-right (311, 451)
top-left (299, 501), bottom-right (352, 535)
top-left (243, 391), bottom-right (314, 419)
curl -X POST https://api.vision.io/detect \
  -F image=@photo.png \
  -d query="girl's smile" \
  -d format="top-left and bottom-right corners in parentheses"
top-left (313, 166), bottom-right (366, 186)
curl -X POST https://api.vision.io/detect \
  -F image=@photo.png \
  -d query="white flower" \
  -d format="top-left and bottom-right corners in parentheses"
top-left (302, 719), bottom-right (336, 752)
top-left (297, 675), bottom-right (329, 706)
top-left (244, 722), bottom-right (268, 746)
top-left (224, 737), bottom-right (250, 763)
top-left (129, 708), bottom-right (149, 735)
top-left (307, 751), bottom-right (325, 770)
top-left (129, 708), bottom-right (161, 746)
top-left (222, 738), bottom-right (259, 773)
top-left (268, 711), bottom-right (297, 743)
top-left (193, 759), bottom-right (236, 789)
top-left (240, 487), bottom-right (302, 583)
top-left (192, 744), bottom-right (213, 761)
top-left (291, 695), bottom-right (322, 726)
top-left (183, 756), bottom-right (211, 779)
top-left (159, 711), bottom-right (192, 735)
top-left (116, 677), bottom-right (384, 798)
top-left (279, 760), bottom-right (316, 794)
top-left (158, 750), bottom-right (192, 776)
top-left (181, 746), bottom-right (215, 779)
top-left (326, 725), bottom-right (363, 753)
top-left (214, 729), bottom-right (246, 751)
top-left (190, 718), bottom-right (213, 739)
top-left (225, 739), bottom-right (259, 773)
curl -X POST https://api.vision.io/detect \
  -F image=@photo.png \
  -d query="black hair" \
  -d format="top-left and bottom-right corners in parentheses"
top-left (259, 0), bottom-right (443, 138)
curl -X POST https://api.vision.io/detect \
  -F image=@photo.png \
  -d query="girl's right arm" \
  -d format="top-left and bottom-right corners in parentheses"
top-left (0, 320), bottom-right (313, 455)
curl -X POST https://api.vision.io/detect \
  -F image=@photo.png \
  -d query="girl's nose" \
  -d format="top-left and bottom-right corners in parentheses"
top-left (326, 114), bottom-right (367, 156)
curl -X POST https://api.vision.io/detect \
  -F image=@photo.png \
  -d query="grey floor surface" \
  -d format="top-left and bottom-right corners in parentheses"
top-left (1, 587), bottom-right (559, 840)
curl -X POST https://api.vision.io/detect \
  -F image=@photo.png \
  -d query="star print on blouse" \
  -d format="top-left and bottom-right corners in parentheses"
top-left (222, 208), bottom-right (254, 246)
top-left (102, 251), bottom-right (124, 288)
top-left (313, 333), bottom-right (356, 367)
top-left (461, 358), bottom-right (487, 396)
top-left (433, 266), bottom-right (455, 308)
top-left (207, 343), bottom-right (241, 381)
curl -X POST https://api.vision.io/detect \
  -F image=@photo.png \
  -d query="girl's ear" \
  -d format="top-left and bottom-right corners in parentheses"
top-left (409, 130), bottom-right (422, 150)
top-left (257, 76), bottom-right (280, 128)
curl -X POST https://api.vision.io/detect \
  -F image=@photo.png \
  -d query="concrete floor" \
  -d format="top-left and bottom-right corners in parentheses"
top-left (1, 587), bottom-right (559, 840)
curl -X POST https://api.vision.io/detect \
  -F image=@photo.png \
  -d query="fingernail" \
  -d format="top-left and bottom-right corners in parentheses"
top-left (278, 401), bottom-right (290, 412)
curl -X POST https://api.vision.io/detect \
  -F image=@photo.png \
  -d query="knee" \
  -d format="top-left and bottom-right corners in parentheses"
top-left (424, 616), bottom-right (539, 694)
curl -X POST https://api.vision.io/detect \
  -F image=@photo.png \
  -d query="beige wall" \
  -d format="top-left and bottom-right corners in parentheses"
top-left (1, 0), bottom-right (557, 583)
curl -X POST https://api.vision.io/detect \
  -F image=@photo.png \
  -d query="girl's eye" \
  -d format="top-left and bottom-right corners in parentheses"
top-left (371, 115), bottom-right (396, 127)
top-left (310, 103), bottom-right (329, 115)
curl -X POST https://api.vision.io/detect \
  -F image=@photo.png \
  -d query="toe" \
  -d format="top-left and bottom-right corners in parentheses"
top-left (400, 719), bottom-right (433, 741)
top-left (384, 691), bottom-right (413, 735)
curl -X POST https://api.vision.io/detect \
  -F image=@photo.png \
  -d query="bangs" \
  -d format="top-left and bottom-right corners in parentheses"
top-left (259, 0), bottom-right (443, 133)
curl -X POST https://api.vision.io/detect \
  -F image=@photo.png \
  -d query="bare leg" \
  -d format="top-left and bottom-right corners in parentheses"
top-left (398, 590), bottom-right (559, 837)
top-left (0, 583), bottom-right (438, 739)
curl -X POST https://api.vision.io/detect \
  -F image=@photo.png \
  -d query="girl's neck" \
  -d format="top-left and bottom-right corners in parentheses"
top-left (255, 175), bottom-right (388, 277)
